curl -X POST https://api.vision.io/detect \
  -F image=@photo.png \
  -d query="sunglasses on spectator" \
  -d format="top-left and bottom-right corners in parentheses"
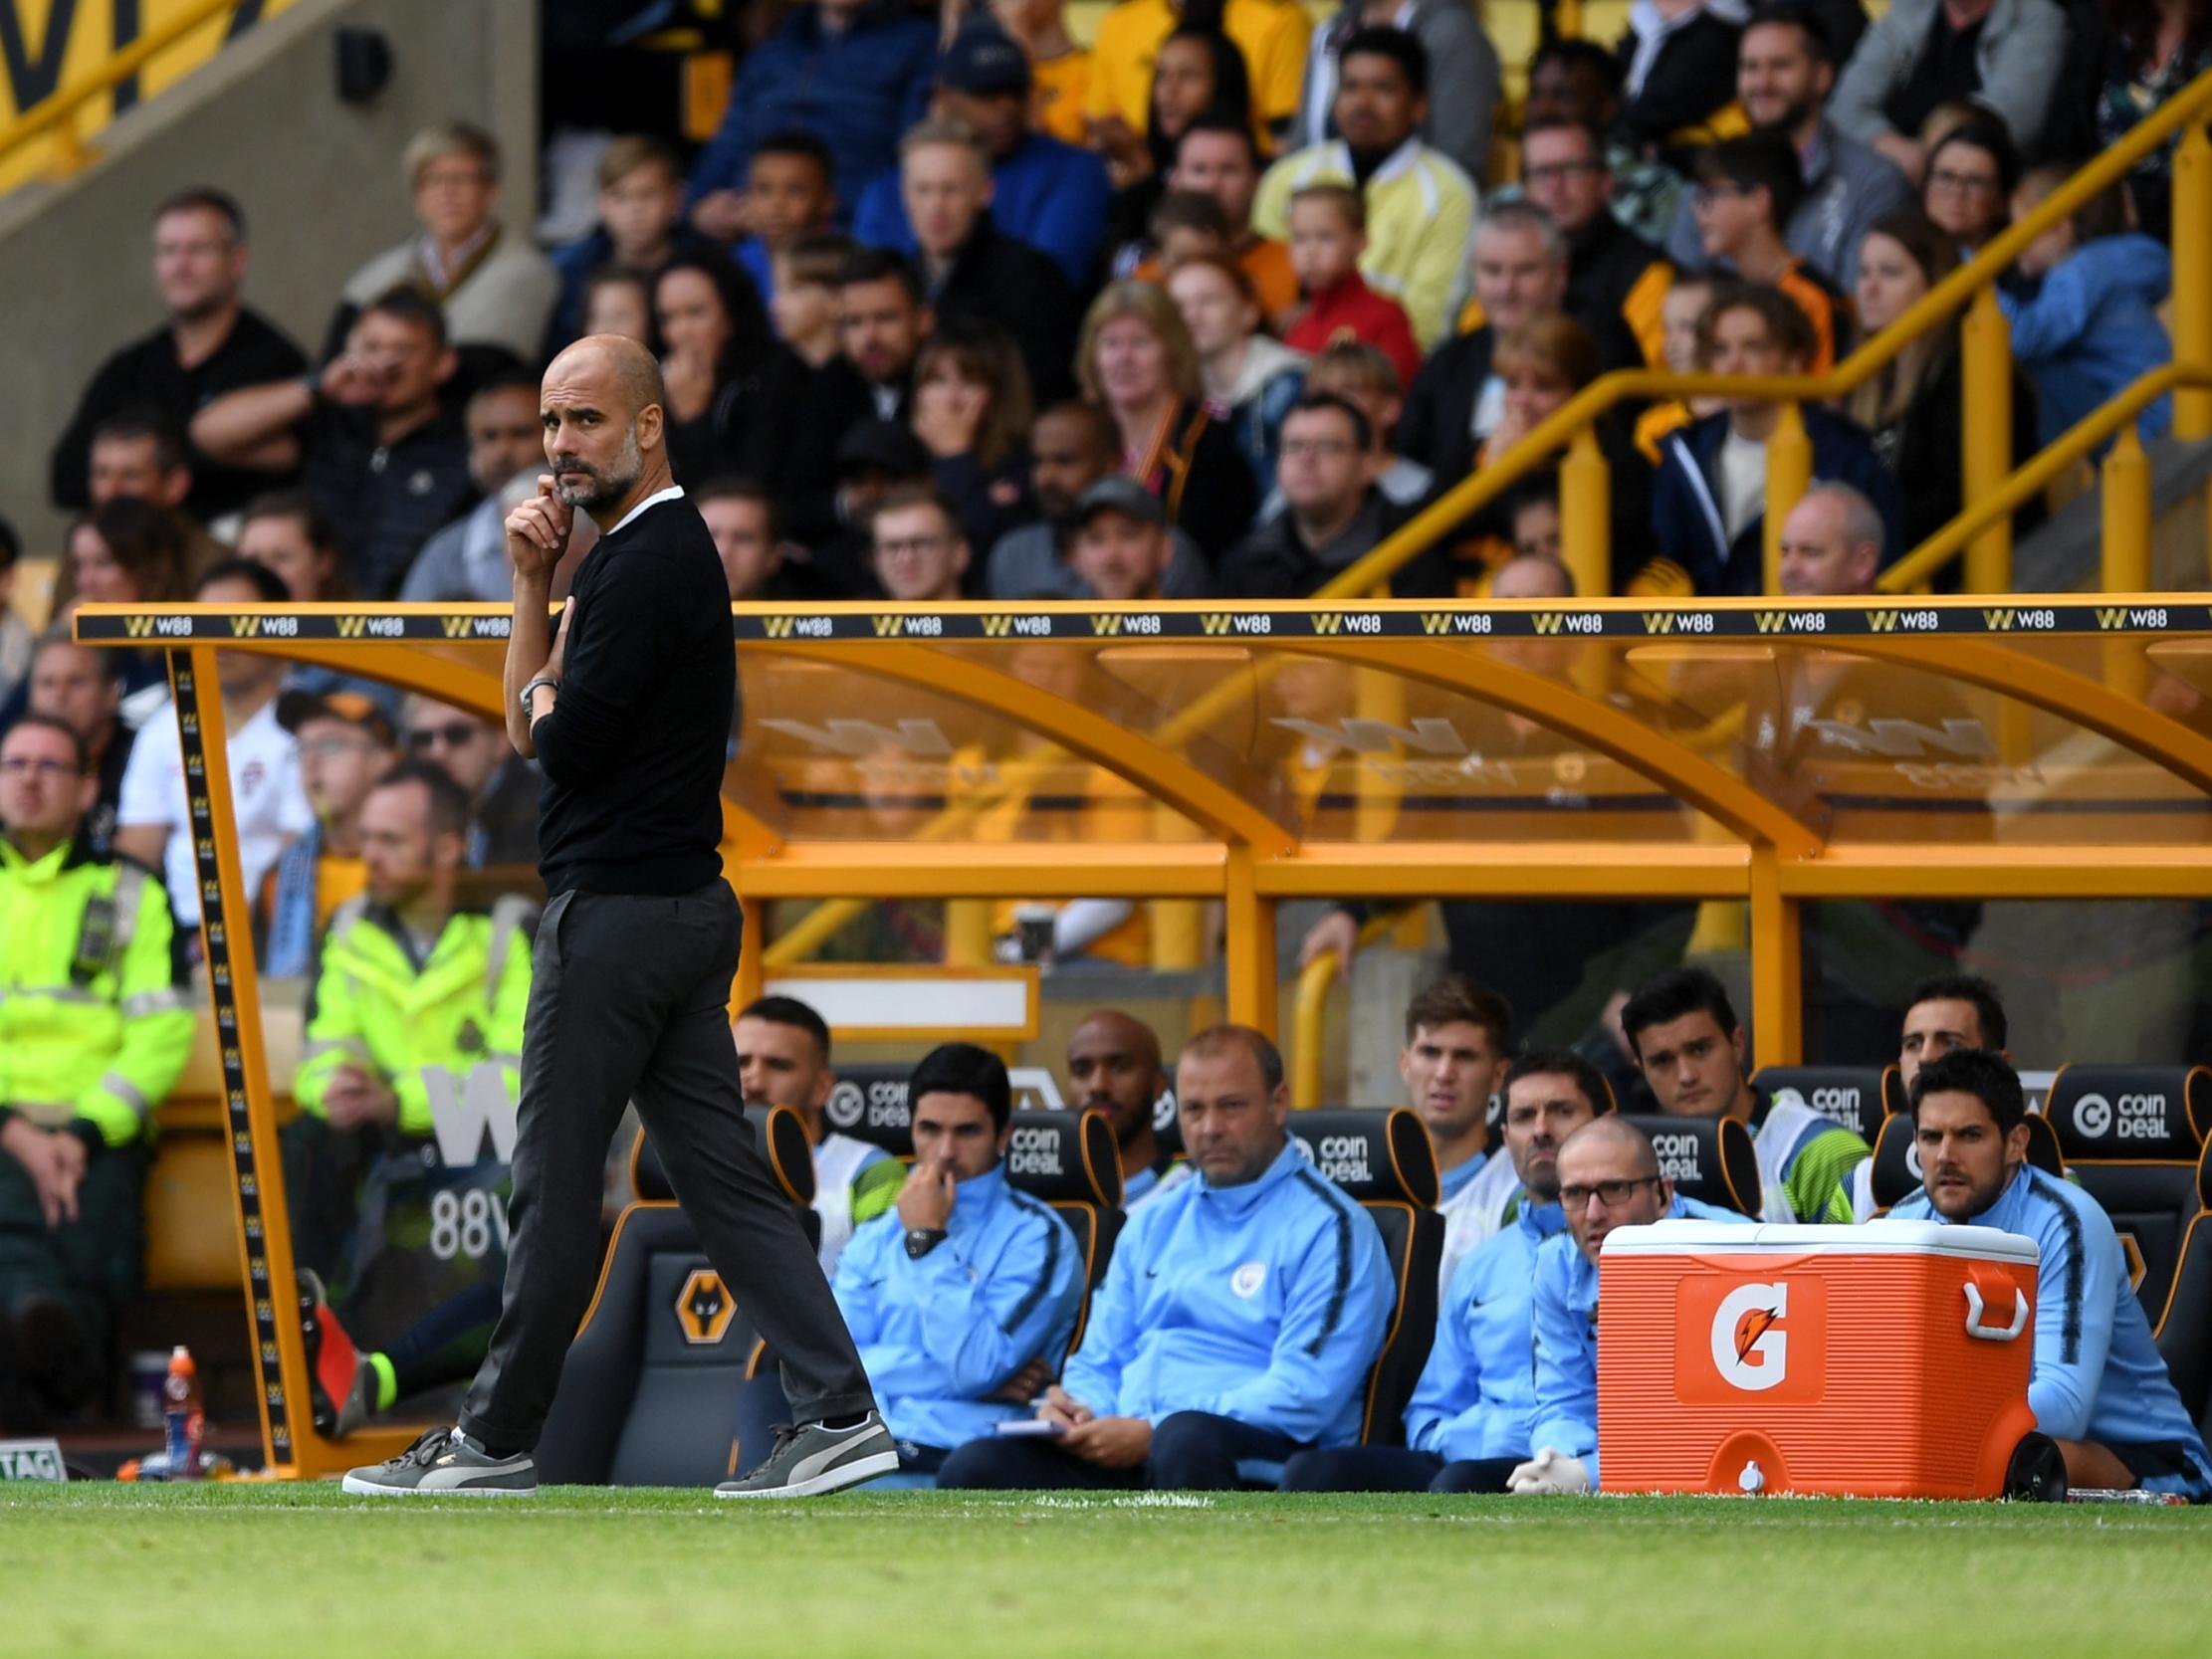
top-left (1558, 1174), bottom-right (1662, 1211)
top-left (0, 756), bottom-right (79, 779)
top-left (411, 722), bottom-right (484, 751)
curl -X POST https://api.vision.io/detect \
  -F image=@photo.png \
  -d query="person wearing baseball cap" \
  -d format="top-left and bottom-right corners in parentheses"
top-left (851, 20), bottom-right (1110, 288)
top-left (263, 688), bottom-right (399, 976)
top-left (1064, 476), bottom-right (1180, 602)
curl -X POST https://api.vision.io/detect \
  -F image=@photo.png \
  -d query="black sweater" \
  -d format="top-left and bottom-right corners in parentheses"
top-left (534, 495), bottom-right (733, 898)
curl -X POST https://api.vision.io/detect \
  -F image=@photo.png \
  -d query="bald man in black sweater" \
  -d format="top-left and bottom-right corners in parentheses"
top-left (344, 335), bottom-right (895, 1499)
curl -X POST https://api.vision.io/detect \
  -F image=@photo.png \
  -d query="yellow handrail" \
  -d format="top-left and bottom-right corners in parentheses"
top-left (1877, 364), bottom-right (2212, 591)
top-left (1290, 910), bottom-right (1404, 1109)
top-left (1318, 63), bottom-right (2212, 604)
top-left (0, 0), bottom-right (248, 172)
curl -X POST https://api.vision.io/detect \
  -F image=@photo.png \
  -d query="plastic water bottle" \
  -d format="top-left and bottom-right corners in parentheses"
top-left (162, 1347), bottom-right (204, 1480)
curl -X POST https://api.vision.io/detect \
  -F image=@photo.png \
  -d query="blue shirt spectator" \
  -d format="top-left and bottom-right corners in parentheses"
top-left (686, 0), bottom-right (937, 229)
top-left (1999, 212), bottom-right (2172, 449)
top-left (854, 131), bottom-right (1110, 290)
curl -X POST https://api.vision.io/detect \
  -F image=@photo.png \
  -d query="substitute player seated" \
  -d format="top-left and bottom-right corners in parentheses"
top-left (1891, 1050), bottom-right (2211, 1501)
top-left (1509, 1116), bottom-right (1753, 1495)
top-left (734, 995), bottom-right (903, 1272)
top-left (831, 1043), bottom-right (1082, 1485)
top-left (1898, 973), bottom-right (2010, 1090)
top-left (1399, 975), bottom-right (1517, 1295)
top-left (1624, 966), bottom-right (1871, 1223)
top-left (936, 1025), bottom-right (1390, 1491)
top-left (1282, 1051), bottom-right (1609, 1494)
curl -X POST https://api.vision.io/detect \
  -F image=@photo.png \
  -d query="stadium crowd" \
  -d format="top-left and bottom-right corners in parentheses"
top-left (1, 0), bottom-right (2208, 1483)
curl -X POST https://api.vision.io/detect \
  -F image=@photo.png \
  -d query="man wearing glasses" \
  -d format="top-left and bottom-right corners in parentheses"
top-left (1508, 1116), bottom-right (1752, 1495)
top-left (0, 715), bottom-right (193, 1421)
top-left (868, 488), bottom-right (972, 603)
top-left (403, 697), bottom-right (539, 870)
top-left (1518, 118), bottom-right (1672, 371)
top-left (1220, 393), bottom-right (1413, 597)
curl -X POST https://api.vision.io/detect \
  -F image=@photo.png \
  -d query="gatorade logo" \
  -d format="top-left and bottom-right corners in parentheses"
top-left (2073, 1093), bottom-right (2112, 1140)
top-left (1711, 1283), bottom-right (1789, 1391)
top-left (825, 1081), bottom-right (866, 1131)
top-left (1681, 1276), bottom-right (1824, 1404)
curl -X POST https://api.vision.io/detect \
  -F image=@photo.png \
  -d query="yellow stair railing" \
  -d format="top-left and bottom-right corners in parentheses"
top-left (0, 0), bottom-right (274, 184)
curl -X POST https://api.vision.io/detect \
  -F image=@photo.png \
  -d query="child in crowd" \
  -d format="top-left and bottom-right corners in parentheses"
top-left (1688, 133), bottom-right (1847, 373)
top-left (771, 232), bottom-right (856, 366)
top-left (2002, 168), bottom-right (2173, 449)
top-left (1127, 190), bottom-right (1237, 280)
top-left (580, 269), bottom-right (656, 349)
top-left (1633, 270), bottom-right (1726, 462)
top-left (732, 130), bottom-right (841, 307)
top-left (1280, 183), bottom-right (1422, 393)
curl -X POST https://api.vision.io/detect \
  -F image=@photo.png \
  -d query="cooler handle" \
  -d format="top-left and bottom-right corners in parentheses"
top-left (1963, 1277), bottom-right (2029, 1342)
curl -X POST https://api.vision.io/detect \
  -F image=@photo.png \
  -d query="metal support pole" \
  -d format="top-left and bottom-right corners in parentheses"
top-left (1747, 849), bottom-right (1803, 1070)
top-left (1762, 403), bottom-right (1811, 596)
top-left (2173, 122), bottom-right (2212, 440)
top-left (1560, 426), bottom-right (1612, 599)
top-left (1962, 290), bottom-right (2016, 592)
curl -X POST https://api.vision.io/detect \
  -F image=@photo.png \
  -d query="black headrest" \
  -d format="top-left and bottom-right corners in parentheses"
top-left (819, 1063), bottom-right (915, 1156)
top-left (1004, 1110), bottom-right (1123, 1206)
top-left (1289, 1109), bottom-right (1440, 1206)
top-left (1620, 1114), bottom-right (1761, 1216)
top-left (1752, 1066), bottom-right (1895, 1142)
top-left (2046, 1067), bottom-right (2209, 1162)
top-left (633, 1106), bottom-right (814, 1205)
top-left (1870, 1109), bottom-right (2067, 1209)
top-left (1152, 1086), bottom-right (1182, 1156)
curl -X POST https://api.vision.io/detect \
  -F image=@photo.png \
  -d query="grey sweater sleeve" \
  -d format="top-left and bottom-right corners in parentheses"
top-left (1970, 0), bottom-right (2068, 153)
top-left (1828, 0), bottom-right (1925, 144)
top-left (1417, 2), bottom-right (1502, 188)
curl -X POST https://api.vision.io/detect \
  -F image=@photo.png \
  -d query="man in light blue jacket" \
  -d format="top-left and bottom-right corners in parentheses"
top-left (1281, 1050), bottom-right (1611, 1493)
top-left (938, 1025), bottom-right (1391, 1490)
top-left (832, 1043), bottom-right (1082, 1484)
top-left (1509, 1117), bottom-right (1754, 1495)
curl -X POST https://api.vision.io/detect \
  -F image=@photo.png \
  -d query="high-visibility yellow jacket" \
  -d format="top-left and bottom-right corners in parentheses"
top-left (0, 839), bottom-right (192, 1148)
top-left (295, 896), bottom-right (534, 1136)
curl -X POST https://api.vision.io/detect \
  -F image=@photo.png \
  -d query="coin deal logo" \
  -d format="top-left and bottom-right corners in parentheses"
top-left (2073, 1093), bottom-right (2112, 1139)
top-left (825, 1080), bottom-right (865, 1131)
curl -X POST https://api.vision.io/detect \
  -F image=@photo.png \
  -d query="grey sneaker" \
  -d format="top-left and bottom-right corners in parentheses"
top-left (341, 1428), bottom-right (536, 1497)
top-left (715, 1413), bottom-right (899, 1499)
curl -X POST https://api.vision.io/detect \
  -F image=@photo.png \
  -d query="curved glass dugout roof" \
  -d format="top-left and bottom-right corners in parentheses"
top-left (72, 597), bottom-right (2212, 891)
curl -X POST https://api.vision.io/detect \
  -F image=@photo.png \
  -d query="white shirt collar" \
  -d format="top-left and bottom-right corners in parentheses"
top-left (604, 484), bottom-right (686, 537)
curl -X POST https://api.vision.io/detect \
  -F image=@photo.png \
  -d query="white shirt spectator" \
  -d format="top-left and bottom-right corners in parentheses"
top-left (118, 698), bottom-right (313, 927)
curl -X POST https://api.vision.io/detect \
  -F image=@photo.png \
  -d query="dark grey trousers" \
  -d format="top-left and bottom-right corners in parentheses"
top-left (458, 882), bottom-right (876, 1451)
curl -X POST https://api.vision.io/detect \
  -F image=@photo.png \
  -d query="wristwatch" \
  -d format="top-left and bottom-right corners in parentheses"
top-left (518, 674), bottom-right (561, 718)
top-left (904, 1227), bottom-right (948, 1259)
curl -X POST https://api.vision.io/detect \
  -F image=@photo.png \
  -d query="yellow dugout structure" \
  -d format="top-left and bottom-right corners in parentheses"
top-left (76, 595), bottom-right (2212, 1475)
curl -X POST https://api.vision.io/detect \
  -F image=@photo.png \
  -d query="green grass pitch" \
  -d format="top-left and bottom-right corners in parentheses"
top-left (5, 1484), bottom-right (2209, 1657)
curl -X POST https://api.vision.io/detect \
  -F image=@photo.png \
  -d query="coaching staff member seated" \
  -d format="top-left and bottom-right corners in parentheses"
top-left (937, 1025), bottom-right (1390, 1491)
top-left (344, 333), bottom-right (894, 1498)
top-left (832, 1043), bottom-right (1083, 1484)
top-left (1892, 1050), bottom-right (2211, 1501)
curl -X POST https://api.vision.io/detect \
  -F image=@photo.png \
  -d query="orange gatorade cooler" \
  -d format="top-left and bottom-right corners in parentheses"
top-left (1597, 1221), bottom-right (2041, 1499)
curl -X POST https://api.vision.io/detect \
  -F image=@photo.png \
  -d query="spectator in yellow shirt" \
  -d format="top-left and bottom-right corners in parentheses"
top-left (989, 0), bottom-right (1094, 148)
top-left (1088, 0), bottom-right (1313, 150)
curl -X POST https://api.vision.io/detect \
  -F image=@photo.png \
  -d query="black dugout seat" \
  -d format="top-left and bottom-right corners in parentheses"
top-left (1866, 1109), bottom-right (2066, 1212)
top-left (1003, 1110), bottom-right (1124, 1351)
top-left (1619, 1115), bottom-right (1762, 1218)
top-left (1751, 1066), bottom-right (1901, 1143)
top-left (2153, 1138), bottom-right (2212, 1440)
top-left (2047, 1066), bottom-right (2209, 1316)
top-left (1289, 1109), bottom-right (1440, 1446)
top-left (535, 1106), bottom-right (815, 1486)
